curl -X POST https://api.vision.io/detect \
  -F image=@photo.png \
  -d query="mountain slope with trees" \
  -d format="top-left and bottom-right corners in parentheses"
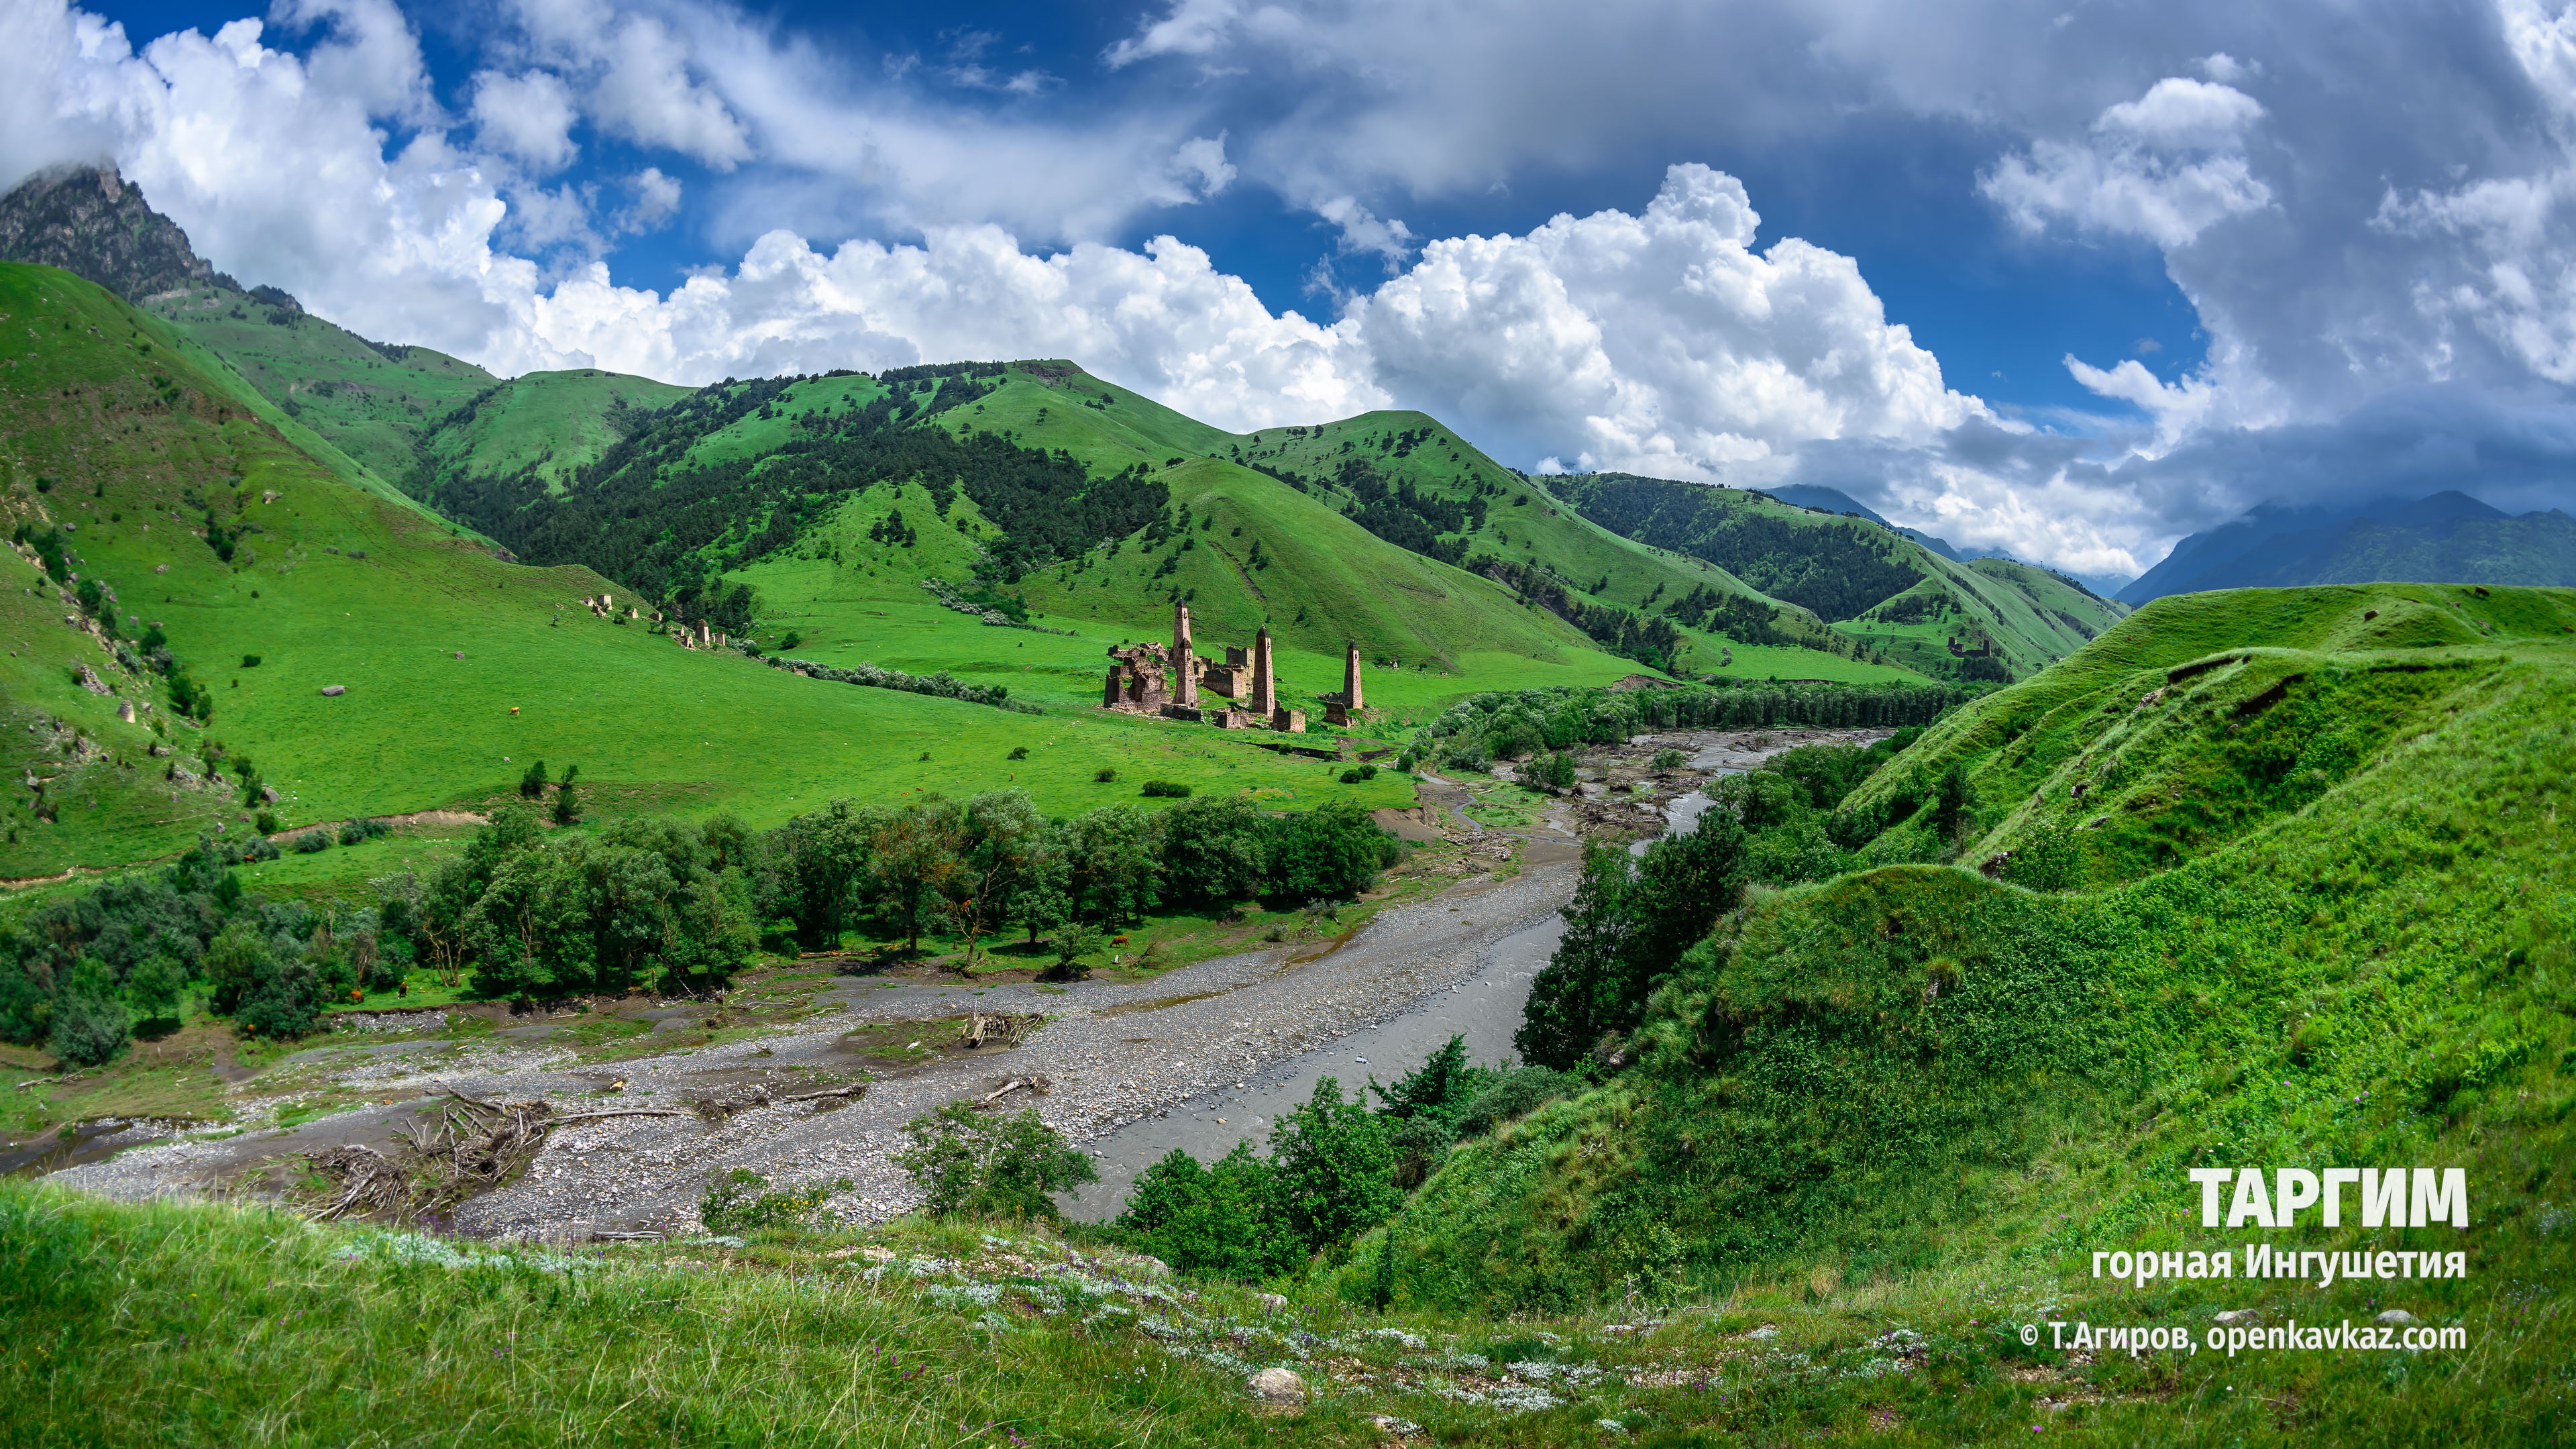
top-left (0, 263), bottom-right (1408, 877)
top-left (1546, 470), bottom-right (2129, 681)
top-left (1364, 584), bottom-right (2575, 1328)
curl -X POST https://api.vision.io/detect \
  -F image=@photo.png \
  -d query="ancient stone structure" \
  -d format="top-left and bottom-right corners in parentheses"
top-left (1203, 645), bottom-right (1249, 700)
top-left (1249, 628), bottom-right (1277, 716)
top-left (1324, 643), bottom-right (1366, 727)
top-left (1103, 608), bottom-right (1303, 732)
top-left (1102, 643), bottom-right (1169, 711)
top-left (1169, 604), bottom-right (1199, 706)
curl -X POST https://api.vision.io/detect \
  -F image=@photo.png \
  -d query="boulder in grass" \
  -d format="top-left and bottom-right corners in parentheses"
top-left (1246, 1368), bottom-right (1305, 1407)
top-left (320, 685), bottom-right (346, 696)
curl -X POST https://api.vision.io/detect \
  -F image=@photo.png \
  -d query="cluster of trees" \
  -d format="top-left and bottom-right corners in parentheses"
top-left (0, 789), bottom-right (1401, 1063)
top-left (1422, 680), bottom-right (1960, 771)
top-left (756, 791), bottom-right (1398, 963)
top-left (1339, 457), bottom-right (1485, 567)
top-left (1546, 473), bottom-right (1928, 623)
top-left (1112, 1039), bottom-right (1573, 1279)
top-left (0, 835), bottom-right (407, 1064)
top-left (1515, 731), bottom-right (1923, 1071)
top-left (1660, 582), bottom-right (1794, 647)
top-left (1468, 556), bottom-right (1688, 672)
top-left (444, 366), bottom-right (1171, 603)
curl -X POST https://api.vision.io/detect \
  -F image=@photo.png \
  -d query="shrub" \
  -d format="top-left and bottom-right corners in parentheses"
top-left (1452, 1065), bottom-right (1576, 1138)
top-left (892, 1104), bottom-right (1097, 1220)
top-left (293, 831), bottom-right (331, 854)
top-left (777, 630), bottom-right (801, 650)
top-left (1338, 763), bottom-right (1378, 784)
top-left (698, 1169), bottom-right (853, 1234)
top-left (253, 810), bottom-right (279, 835)
top-left (1394, 751), bottom-right (1417, 773)
top-left (239, 836), bottom-right (278, 862)
top-left (1093, 767), bottom-right (1118, 783)
top-left (239, 654), bottom-right (261, 668)
top-left (1270, 1078), bottom-right (1399, 1258)
top-left (1650, 747), bottom-right (1688, 770)
top-left (1116, 1142), bottom-right (1300, 1280)
top-left (338, 817), bottom-right (390, 847)
top-left (519, 759), bottom-right (549, 799)
top-left (1007, 746), bottom-right (1029, 760)
top-left (1517, 750), bottom-right (1579, 792)
top-left (1139, 780), bottom-right (1190, 798)
top-left (1047, 922), bottom-right (1096, 980)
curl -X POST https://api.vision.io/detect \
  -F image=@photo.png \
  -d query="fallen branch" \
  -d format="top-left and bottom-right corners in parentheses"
top-left (779, 1083), bottom-right (868, 1104)
top-left (978, 1075), bottom-right (1051, 1105)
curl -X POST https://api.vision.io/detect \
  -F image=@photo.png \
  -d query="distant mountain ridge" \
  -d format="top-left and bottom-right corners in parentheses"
top-left (2120, 490), bottom-right (2576, 603)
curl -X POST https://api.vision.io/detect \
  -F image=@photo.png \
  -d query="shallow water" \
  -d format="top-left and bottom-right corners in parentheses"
top-left (1059, 912), bottom-right (1566, 1222)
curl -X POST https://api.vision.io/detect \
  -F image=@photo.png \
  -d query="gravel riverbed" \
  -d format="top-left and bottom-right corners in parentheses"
top-left (50, 856), bottom-right (1580, 1238)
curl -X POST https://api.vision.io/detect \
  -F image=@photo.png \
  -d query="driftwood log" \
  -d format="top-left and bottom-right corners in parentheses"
top-left (977, 1074), bottom-right (1052, 1106)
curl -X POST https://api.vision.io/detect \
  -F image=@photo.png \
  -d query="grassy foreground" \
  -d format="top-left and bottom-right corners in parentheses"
top-left (13, 1181), bottom-right (2561, 1449)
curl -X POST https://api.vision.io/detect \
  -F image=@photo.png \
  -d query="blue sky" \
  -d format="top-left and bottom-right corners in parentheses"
top-left (8, 0), bottom-right (2574, 580)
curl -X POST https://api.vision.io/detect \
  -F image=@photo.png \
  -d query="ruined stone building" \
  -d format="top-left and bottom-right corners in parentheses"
top-left (1097, 605), bottom-right (1329, 734)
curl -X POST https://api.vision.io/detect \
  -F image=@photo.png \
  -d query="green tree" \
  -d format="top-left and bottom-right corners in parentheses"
top-left (552, 764), bottom-right (582, 826)
top-left (1269, 1077), bottom-right (1399, 1258)
top-left (1063, 804), bottom-right (1159, 924)
top-left (1368, 1033), bottom-right (1493, 1129)
top-left (869, 798), bottom-right (967, 955)
top-left (1158, 795), bottom-right (1269, 905)
top-left (1265, 800), bottom-right (1397, 903)
top-left (519, 759), bottom-right (549, 799)
top-left (1514, 841), bottom-right (1634, 1071)
top-left (47, 958), bottom-right (129, 1067)
top-left (760, 801), bottom-right (877, 951)
top-left (892, 1104), bottom-right (1097, 1220)
top-left (1116, 1142), bottom-right (1298, 1279)
top-left (128, 953), bottom-right (188, 1025)
top-left (945, 791), bottom-right (1049, 966)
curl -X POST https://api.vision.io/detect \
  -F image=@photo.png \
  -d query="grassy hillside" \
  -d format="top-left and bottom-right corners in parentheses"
top-left (420, 368), bottom-right (694, 494)
top-left (0, 265), bottom-right (1413, 877)
top-left (429, 360), bottom-right (1917, 696)
top-left (1547, 472), bottom-right (2127, 681)
top-left (139, 281), bottom-right (496, 490)
top-left (1353, 584), bottom-right (2573, 1436)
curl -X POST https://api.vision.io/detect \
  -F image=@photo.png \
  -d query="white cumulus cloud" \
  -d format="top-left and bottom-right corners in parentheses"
top-left (470, 68), bottom-right (581, 172)
top-left (1355, 164), bottom-right (1984, 477)
top-left (1982, 77), bottom-right (2273, 249)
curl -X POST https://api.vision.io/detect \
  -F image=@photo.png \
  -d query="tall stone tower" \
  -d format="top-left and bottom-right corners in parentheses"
top-left (1250, 626), bottom-right (1277, 715)
top-left (1343, 643), bottom-right (1364, 712)
top-left (1170, 603), bottom-right (1197, 706)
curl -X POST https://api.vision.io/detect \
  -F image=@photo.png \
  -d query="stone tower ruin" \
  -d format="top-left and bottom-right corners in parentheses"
top-left (1169, 603), bottom-right (1198, 706)
top-left (1249, 627), bottom-right (1277, 716)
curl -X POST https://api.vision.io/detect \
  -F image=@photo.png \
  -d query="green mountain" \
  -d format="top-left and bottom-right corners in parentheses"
top-left (423, 362), bottom-right (1921, 688)
top-left (2121, 490), bottom-right (2576, 603)
top-left (1, 169), bottom-right (1931, 690)
top-left (0, 168), bottom-right (509, 539)
top-left (1373, 584), bottom-right (2575, 1339)
top-left (0, 263), bottom-right (1413, 877)
top-left (1544, 470), bottom-right (2129, 681)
